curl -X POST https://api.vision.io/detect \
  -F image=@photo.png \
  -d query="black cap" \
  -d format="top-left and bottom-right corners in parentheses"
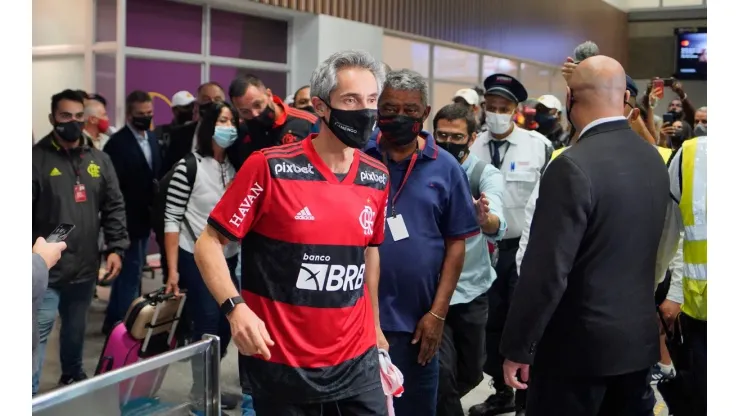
top-left (483, 73), bottom-right (528, 104)
top-left (626, 75), bottom-right (638, 99)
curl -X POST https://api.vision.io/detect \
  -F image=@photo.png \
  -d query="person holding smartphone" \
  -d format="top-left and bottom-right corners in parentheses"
top-left (32, 89), bottom-right (129, 394)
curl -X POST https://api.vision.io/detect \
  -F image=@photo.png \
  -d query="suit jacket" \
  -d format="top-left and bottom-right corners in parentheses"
top-left (500, 119), bottom-right (669, 377)
top-left (104, 126), bottom-right (162, 240)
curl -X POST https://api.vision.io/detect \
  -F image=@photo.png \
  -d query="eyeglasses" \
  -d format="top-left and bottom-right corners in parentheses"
top-left (434, 131), bottom-right (468, 141)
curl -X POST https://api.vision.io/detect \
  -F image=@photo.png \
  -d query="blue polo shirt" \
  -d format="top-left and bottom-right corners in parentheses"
top-left (364, 130), bottom-right (480, 333)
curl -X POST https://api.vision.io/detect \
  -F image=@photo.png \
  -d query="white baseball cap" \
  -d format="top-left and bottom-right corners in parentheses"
top-left (537, 95), bottom-right (563, 113)
top-left (171, 90), bottom-right (195, 108)
top-left (453, 88), bottom-right (480, 106)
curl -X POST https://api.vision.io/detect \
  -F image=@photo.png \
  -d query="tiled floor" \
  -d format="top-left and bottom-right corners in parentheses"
top-left (36, 275), bottom-right (669, 415)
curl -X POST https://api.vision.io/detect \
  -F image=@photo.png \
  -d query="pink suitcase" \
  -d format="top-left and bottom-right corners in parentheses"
top-left (95, 287), bottom-right (186, 405)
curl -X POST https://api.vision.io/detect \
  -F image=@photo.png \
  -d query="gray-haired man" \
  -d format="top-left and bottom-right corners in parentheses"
top-left (195, 50), bottom-right (390, 415)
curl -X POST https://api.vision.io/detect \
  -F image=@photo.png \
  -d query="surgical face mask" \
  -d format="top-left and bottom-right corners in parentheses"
top-left (322, 102), bottom-right (377, 149)
top-left (377, 114), bottom-right (424, 147)
top-left (485, 111), bottom-right (514, 135)
top-left (54, 120), bottom-right (84, 143)
top-left (213, 126), bottom-right (238, 148)
top-left (694, 123), bottom-right (706, 137)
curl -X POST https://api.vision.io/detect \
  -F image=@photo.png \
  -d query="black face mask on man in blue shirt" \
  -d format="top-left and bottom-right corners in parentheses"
top-left (377, 114), bottom-right (424, 147)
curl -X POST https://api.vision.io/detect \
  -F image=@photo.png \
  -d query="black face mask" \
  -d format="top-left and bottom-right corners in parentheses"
top-left (253, 104), bottom-right (276, 128)
top-left (54, 120), bottom-right (84, 143)
top-left (694, 123), bottom-right (707, 137)
top-left (377, 114), bottom-right (424, 147)
top-left (535, 113), bottom-right (559, 135)
top-left (174, 109), bottom-right (193, 125)
top-left (198, 101), bottom-right (215, 119)
top-left (436, 141), bottom-right (468, 163)
top-left (322, 102), bottom-right (377, 149)
top-left (298, 105), bottom-right (316, 114)
top-left (566, 93), bottom-right (577, 140)
top-left (131, 116), bottom-right (152, 131)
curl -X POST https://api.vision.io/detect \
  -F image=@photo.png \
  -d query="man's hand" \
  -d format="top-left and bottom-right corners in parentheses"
top-left (165, 271), bottom-right (180, 296)
top-left (660, 122), bottom-right (676, 143)
top-left (412, 312), bottom-right (444, 365)
top-left (659, 299), bottom-right (681, 329)
top-left (561, 57), bottom-right (577, 83)
top-left (503, 359), bottom-right (530, 390)
top-left (228, 304), bottom-right (275, 359)
top-left (474, 192), bottom-right (490, 226)
top-left (32, 237), bottom-right (67, 269)
top-left (377, 326), bottom-right (390, 352)
top-left (104, 252), bottom-right (123, 281)
top-left (670, 78), bottom-right (685, 98)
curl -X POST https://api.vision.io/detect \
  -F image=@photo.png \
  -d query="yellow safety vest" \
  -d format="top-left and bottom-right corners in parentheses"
top-left (551, 147), bottom-right (568, 160)
top-left (656, 146), bottom-right (672, 164)
top-left (678, 137), bottom-right (708, 321)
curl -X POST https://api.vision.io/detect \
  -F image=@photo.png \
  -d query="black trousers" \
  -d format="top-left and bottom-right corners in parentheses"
top-left (437, 294), bottom-right (489, 416)
top-left (239, 353), bottom-right (253, 394)
top-left (681, 314), bottom-right (707, 415)
top-left (253, 386), bottom-right (388, 416)
top-left (483, 240), bottom-right (525, 405)
top-left (526, 368), bottom-right (655, 416)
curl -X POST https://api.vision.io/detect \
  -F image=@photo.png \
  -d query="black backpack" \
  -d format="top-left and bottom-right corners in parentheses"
top-left (152, 152), bottom-right (198, 242)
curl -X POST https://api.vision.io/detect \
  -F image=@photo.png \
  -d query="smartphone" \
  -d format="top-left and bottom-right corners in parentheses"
top-left (662, 78), bottom-right (674, 88)
top-left (652, 79), bottom-right (665, 99)
top-left (662, 113), bottom-right (675, 124)
top-left (47, 223), bottom-right (75, 243)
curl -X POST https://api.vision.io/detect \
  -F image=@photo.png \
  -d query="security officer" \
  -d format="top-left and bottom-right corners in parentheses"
top-left (468, 74), bottom-right (552, 416)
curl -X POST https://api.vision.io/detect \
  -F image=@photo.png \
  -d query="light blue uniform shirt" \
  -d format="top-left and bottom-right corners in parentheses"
top-left (451, 152), bottom-right (507, 305)
top-left (128, 124), bottom-right (152, 169)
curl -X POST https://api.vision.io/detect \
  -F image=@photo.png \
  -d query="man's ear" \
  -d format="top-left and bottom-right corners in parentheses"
top-left (422, 105), bottom-right (432, 121)
top-left (468, 132), bottom-right (478, 147)
top-left (48, 114), bottom-right (54, 126)
top-left (312, 97), bottom-right (327, 117)
top-left (624, 91), bottom-right (631, 104)
top-left (265, 88), bottom-right (273, 101)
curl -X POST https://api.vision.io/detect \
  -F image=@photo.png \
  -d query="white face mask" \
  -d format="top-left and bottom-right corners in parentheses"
top-left (486, 111), bottom-right (513, 135)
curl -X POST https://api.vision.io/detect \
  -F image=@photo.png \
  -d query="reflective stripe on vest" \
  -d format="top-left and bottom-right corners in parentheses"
top-left (679, 137), bottom-right (708, 321)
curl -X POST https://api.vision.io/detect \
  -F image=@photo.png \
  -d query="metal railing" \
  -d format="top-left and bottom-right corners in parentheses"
top-left (32, 335), bottom-right (221, 415)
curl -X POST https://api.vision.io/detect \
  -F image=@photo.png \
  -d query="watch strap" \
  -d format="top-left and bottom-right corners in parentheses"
top-left (220, 295), bottom-right (245, 316)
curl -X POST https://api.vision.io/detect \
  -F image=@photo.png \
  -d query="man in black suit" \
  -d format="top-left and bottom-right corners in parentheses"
top-left (499, 56), bottom-right (670, 415)
top-left (103, 90), bottom-right (162, 334)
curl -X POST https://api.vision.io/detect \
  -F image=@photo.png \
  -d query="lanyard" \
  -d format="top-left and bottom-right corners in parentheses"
top-left (488, 140), bottom-right (510, 167)
top-left (66, 149), bottom-right (83, 185)
top-left (382, 146), bottom-right (420, 217)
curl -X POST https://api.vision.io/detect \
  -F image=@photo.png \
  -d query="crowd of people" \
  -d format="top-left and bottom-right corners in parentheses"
top-left (32, 44), bottom-right (707, 416)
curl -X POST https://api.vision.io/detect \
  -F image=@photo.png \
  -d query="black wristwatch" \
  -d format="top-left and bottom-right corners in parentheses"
top-left (220, 296), bottom-right (245, 317)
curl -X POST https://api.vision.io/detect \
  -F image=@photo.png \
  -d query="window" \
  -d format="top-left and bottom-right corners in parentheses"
top-left (627, 0), bottom-right (660, 8)
top-left (433, 46), bottom-right (479, 84)
top-left (126, 0), bottom-right (203, 54)
top-left (519, 63), bottom-right (553, 102)
top-left (482, 56), bottom-right (519, 78)
top-left (662, 0), bottom-right (703, 5)
top-left (430, 82), bottom-right (474, 131)
top-left (33, 57), bottom-right (86, 138)
top-left (95, 0), bottom-right (117, 42)
top-left (550, 72), bottom-right (568, 113)
top-left (33, 0), bottom-right (86, 46)
top-left (94, 54), bottom-right (117, 126)
top-left (125, 58), bottom-right (202, 127)
top-left (210, 9), bottom-right (288, 63)
top-left (382, 36), bottom-right (430, 78)
top-left (210, 66), bottom-right (287, 100)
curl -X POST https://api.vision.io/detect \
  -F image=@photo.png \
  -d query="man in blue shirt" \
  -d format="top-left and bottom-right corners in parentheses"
top-left (432, 104), bottom-right (507, 416)
top-left (364, 69), bottom-right (480, 416)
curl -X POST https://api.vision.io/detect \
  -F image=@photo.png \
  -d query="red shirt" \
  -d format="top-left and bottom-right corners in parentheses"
top-left (208, 137), bottom-right (390, 402)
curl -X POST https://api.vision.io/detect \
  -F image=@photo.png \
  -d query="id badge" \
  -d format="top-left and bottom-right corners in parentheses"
top-left (74, 184), bottom-right (87, 203)
top-left (387, 215), bottom-right (409, 241)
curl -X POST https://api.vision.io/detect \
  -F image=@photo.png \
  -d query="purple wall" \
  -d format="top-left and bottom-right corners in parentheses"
top-left (126, 0), bottom-right (202, 54)
top-left (210, 66), bottom-right (287, 100)
top-left (126, 58), bottom-right (202, 127)
top-left (210, 9), bottom-right (288, 63)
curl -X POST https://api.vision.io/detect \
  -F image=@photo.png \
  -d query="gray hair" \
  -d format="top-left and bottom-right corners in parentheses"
top-left (84, 100), bottom-right (106, 120)
top-left (383, 69), bottom-right (429, 107)
top-left (310, 50), bottom-right (386, 103)
top-left (697, 106), bottom-right (707, 113)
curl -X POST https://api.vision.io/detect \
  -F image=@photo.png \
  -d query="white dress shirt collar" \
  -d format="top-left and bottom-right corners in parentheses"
top-left (579, 116), bottom-right (626, 139)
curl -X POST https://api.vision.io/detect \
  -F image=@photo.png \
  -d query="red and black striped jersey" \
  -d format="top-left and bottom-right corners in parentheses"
top-left (208, 136), bottom-right (390, 403)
